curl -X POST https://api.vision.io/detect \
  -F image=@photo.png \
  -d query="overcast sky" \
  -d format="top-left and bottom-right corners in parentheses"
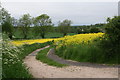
top-left (1, 0), bottom-right (119, 26)
top-left (1, 0), bottom-right (119, 2)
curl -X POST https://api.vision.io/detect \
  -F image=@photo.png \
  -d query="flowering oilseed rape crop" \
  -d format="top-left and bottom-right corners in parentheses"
top-left (12, 33), bottom-right (104, 46)
top-left (54, 33), bottom-right (104, 63)
top-left (12, 39), bottom-right (54, 46)
top-left (54, 33), bottom-right (104, 48)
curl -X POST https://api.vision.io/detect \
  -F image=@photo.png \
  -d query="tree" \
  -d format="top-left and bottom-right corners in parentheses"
top-left (19, 14), bottom-right (32, 39)
top-left (2, 21), bottom-right (13, 39)
top-left (101, 16), bottom-right (120, 63)
top-left (105, 16), bottom-right (120, 45)
top-left (76, 27), bottom-right (83, 34)
top-left (11, 17), bottom-right (18, 27)
top-left (58, 19), bottom-right (72, 36)
top-left (33, 14), bottom-right (52, 38)
top-left (107, 17), bottom-right (110, 23)
top-left (90, 27), bottom-right (100, 33)
top-left (1, 8), bottom-right (14, 39)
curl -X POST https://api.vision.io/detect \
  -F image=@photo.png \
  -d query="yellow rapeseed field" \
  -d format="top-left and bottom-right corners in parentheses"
top-left (12, 33), bottom-right (104, 46)
top-left (54, 33), bottom-right (104, 45)
top-left (12, 39), bottom-right (54, 46)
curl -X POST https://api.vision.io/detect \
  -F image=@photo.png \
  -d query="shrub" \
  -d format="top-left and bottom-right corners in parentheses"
top-left (100, 16), bottom-right (120, 64)
top-left (105, 16), bottom-right (120, 45)
top-left (2, 35), bottom-right (53, 78)
top-left (2, 40), bottom-right (32, 78)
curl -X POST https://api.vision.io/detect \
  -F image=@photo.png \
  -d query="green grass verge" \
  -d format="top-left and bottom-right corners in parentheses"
top-left (19, 41), bottom-right (52, 60)
top-left (3, 61), bottom-right (32, 78)
top-left (36, 47), bottom-right (67, 67)
top-left (55, 40), bottom-right (118, 64)
top-left (2, 41), bottom-right (52, 78)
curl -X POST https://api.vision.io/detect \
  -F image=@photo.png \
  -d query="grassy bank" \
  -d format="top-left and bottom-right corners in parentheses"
top-left (2, 41), bottom-right (52, 78)
top-left (18, 41), bottom-right (52, 60)
top-left (36, 47), bottom-right (67, 67)
top-left (55, 42), bottom-right (107, 64)
top-left (54, 33), bottom-right (118, 64)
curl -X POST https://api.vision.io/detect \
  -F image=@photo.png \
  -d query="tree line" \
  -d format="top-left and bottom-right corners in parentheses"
top-left (1, 8), bottom-right (73, 39)
top-left (1, 8), bottom-right (105, 39)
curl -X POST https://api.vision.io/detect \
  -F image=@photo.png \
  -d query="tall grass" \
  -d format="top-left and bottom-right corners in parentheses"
top-left (55, 38), bottom-right (118, 64)
top-left (2, 40), bottom-right (32, 78)
top-left (2, 39), bottom-right (52, 78)
top-left (18, 41), bottom-right (52, 60)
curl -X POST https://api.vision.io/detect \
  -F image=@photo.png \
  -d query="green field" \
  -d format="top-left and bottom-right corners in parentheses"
top-left (13, 28), bottom-right (76, 39)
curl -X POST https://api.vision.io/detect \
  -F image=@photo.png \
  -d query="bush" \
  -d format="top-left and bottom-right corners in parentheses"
top-left (2, 40), bottom-right (32, 78)
top-left (2, 37), bottom-right (52, 78)
top-left (105, 16), bottom-right (120, 45)
top-left (99, 36), bottom-right (119, 64)
top-left (2, 21), bottom-right (14, 39)
top-left (101, 16), bottom-right (120, 64)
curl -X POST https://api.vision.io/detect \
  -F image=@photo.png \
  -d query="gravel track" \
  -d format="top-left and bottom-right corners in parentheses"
top-left (24, 46), bottom-right (119, 78)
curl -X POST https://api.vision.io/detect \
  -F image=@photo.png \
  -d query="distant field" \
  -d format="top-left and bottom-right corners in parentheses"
top-left (12, 38), bottom-right (54, 46)
top-left (45, 32), bottom-right (76, 38)
top-left (13, 28), bottom-right (76, 39)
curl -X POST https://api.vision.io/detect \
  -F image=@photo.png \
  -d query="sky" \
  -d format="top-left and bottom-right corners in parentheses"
top-left (1, 0), bottom-right (119, 26)
top-left (1, 0), bottom-right (119, 2)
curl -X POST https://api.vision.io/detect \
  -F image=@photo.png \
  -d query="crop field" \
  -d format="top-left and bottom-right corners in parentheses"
top-left (12, 33), bottom-right (113, 64)
top-left (12, 38), bottom-right (54, 46)
top-left (12, 33), bottom-right (103, 46)
top-left (54, 33), bottom-right (104, 47)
